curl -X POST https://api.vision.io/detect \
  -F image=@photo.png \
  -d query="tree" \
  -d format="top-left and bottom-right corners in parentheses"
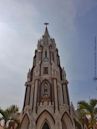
top-left (77, 99), bottom-right (97, 129)
top-left (0, 108), bottom-right (9, 128)
top-left (0, 105), bottom-right (20, 129)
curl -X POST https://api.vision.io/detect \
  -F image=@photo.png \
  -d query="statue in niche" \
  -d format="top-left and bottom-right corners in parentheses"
top-left (43, 83), bottom-right (48, 96)
top-left (41, 81), bottom-right (50, 99)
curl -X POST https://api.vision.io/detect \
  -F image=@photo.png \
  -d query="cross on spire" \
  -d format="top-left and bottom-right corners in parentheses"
top-left (44, 23), bottom-right (49, 27)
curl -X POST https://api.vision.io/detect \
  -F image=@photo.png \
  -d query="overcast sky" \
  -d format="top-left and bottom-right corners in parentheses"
top-left (0, 0), bottom-right (97, 110)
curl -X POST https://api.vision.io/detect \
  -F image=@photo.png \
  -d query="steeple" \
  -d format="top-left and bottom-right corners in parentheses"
top-left (43, 23), bottom-right (50, 38)
top-left (20, 25), bottom-right (82, 129)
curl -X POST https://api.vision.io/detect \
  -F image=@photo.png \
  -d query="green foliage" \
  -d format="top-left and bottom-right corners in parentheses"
top-left (77, 99), bottom-right (97, 129)
top-left (0, 105), bottom-right (20, 129)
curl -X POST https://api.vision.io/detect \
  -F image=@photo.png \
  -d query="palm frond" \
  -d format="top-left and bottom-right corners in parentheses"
top-left (77, 99), bottom-right (97, 129)
top-left (78, 101), bottom-right (92, 113)
top-left (0, 109), bottom-right (8, 120)
top-left (90, 99), bottom-right (97, 108)
top-left (94, 107), bottom-right (97, 114)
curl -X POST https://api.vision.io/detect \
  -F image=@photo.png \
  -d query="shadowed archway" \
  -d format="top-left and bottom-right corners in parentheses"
top-left (42, 122), bottom-right (50, 129)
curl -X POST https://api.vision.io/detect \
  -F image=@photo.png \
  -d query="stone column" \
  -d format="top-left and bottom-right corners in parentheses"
top-left (24, 85), bottom-right (31, 107)
top-left (62, 83), bottom-right (67, 104)
top-left (33, 80), bottom-right (38, 113)
top-left (23, 86), bottom-right (27, 111)
top-left (30, 84), bottom-right (34, 109)
top-left (62, 82), bottom-right (70, 105)
top-left (57, 120), bottom-right (62, 129)
top-left (58, 84), bottom-right (63, 105)
top-left (54, 79), bottom-right (58, 111)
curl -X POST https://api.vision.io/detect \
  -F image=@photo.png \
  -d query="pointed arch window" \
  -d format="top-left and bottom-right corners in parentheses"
top-left (45, 51), bottom-right (47, 58)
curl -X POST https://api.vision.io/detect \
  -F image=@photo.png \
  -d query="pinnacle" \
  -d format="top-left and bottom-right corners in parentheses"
top-left (44, 23), bottom-right (50, 38)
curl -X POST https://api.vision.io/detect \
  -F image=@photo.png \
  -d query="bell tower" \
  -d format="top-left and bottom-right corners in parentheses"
top-left (20, 25), bottom-right (82, 129)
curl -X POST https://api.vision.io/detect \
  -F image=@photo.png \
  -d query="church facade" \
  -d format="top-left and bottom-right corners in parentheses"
top-left (20, 25), bottom-right (82, 129)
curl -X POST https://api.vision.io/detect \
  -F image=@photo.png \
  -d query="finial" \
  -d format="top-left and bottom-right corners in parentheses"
top-left (44, 23), bottom-right (49, 27)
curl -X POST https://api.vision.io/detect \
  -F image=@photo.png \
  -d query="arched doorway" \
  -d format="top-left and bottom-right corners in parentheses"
top-left (42, 122), bottom-right (50, 129)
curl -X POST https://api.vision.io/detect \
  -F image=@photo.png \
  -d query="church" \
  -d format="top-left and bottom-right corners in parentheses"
top-left (20, 24), bottom-right (82, 129)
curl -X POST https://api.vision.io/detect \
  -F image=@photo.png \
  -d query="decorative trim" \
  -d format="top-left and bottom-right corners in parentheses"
top-left (62, 84), bottom-right (65, 104)
top-left (22, 86), bottom-right (27, 111)
top-left (20, 114), bottom-right (30, 128)
top-left (28, 85), bottom-right (31, 105)
top-left (56, 80), bottom-right (59, 111)
top-left (32, 85), bottom-right (34, 110)
top-left (66, 84), bottom-right (70, 107)
top-left (36, 110), bottom-right (55, 124)
top-left (61, 112), bottom-right (73, 126)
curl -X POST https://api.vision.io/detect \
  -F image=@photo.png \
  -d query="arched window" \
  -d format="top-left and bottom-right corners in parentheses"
top-left (42, 122), bottom-right (50, 129)
top-left (45, 51), bottom-right (47, 58)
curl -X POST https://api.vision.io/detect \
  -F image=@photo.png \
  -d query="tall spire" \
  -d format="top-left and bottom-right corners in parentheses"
top-left (44, 23), bottom-right (50, 38)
